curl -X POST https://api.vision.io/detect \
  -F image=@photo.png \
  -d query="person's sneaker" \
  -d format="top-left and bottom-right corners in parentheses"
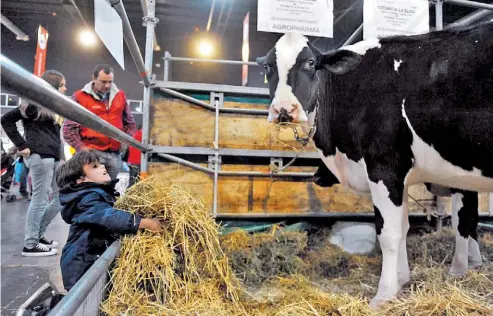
top-left (39, 236), bottom-right (59, 248)
top-left (21, 244), bottom-right (58, 257)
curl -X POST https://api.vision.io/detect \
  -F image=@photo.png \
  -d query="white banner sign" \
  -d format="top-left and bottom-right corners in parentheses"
top-left (363, 0), bottom-right (429, 40)
top-left (257, 0), bottom-right (334, 38)
top-left (95, 0), bottom-right (124, 69)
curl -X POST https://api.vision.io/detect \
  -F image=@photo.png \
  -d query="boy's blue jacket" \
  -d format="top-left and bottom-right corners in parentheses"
top-left (59, 180), bottom-right (141, 290)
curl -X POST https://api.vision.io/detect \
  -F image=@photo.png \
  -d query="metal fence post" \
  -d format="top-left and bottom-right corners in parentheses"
top-left (436, 0), bottom-right (444, 30)
top-left (141, 0), bottom-right (158, 175)
top-left (164, 51), bottom-right (171, 82)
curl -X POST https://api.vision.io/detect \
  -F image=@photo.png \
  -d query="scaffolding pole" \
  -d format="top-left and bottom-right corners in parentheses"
top-left (141, 0), bottom-right (158, 174)
top-left (109, 0), bottom-right (151, 87)
top-left (0, 54), bottom-right (148, 152)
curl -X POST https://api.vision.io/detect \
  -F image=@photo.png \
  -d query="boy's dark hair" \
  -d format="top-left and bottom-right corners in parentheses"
top-left (56, 150), bottom-right (103, 188)
top-left (93, 64), bottom-right (114, 78)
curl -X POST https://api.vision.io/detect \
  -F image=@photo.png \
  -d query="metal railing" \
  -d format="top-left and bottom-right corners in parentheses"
top-left (0, 55), bottom-right (148, 152)
top-left (0, 93), bottom-right (144, 115)
top-left (48, 241), bottom-right (121, 316)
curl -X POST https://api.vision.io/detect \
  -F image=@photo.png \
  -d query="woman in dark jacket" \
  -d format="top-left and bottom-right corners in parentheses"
top-left (1, 70), bottom-right (67, 256)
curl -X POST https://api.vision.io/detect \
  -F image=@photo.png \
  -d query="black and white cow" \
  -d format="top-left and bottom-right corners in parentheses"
top-left (257, 22), bottom-right (493, 306)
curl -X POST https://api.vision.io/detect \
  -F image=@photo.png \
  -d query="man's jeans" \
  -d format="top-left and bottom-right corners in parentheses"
top-left (23, 154), bottom-right (63, 249)
top-left (97, 151), bottom-right (122, 181)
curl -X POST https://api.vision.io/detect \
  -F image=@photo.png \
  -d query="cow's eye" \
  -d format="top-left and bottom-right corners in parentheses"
top-left (308, 59), bottom-right (315, 68)
top-left (263, 64), bottom-right (270, 72)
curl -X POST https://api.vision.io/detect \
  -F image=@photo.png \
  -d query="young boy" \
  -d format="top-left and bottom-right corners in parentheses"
top-left (56, 150), bottom-right (162, 291)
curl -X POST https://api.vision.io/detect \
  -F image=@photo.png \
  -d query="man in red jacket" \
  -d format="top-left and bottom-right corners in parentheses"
top-left (63, 64), bottom-right (136, 180)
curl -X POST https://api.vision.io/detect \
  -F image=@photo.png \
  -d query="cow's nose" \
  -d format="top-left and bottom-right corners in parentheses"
top-left (278, 108), bottom-right (293, 123)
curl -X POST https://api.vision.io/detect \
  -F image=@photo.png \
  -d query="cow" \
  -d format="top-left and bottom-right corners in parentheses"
top-left (256, 22), bottom-right (493, 306)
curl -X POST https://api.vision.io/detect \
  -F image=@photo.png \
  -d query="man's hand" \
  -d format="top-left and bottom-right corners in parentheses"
top-left (18, 148), bottom-right (31, 159)
top-left (139, 218), bottom-right (163, 233)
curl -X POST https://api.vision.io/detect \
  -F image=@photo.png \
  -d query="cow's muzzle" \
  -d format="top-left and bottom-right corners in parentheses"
top-left (278, 108), bottom-right (293, 123)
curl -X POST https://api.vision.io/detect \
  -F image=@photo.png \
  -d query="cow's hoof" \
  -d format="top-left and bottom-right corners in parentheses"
top-left (449, 266), bottom-right (467, 277)
top-left (369, 296), bottom-right (391, 309)
top-left (468, 260), bottom-right (482, 270)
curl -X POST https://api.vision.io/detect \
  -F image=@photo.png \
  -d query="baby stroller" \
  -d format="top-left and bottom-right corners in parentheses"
top-left (1, 148), bottom-right (18, 202)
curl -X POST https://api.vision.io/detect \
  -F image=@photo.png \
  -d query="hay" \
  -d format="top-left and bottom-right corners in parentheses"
top-left (222, 226), bottom-right (492, 315)
top-left (100, 177), bottom-right (242, 315)
top-left (221, 229), bottom-right (308, 286)
top-left (101, 176), bottom-right (493, 315)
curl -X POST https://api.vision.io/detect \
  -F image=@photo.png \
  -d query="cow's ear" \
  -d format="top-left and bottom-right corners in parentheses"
top-left (320, 50), bottom-right (362, 74)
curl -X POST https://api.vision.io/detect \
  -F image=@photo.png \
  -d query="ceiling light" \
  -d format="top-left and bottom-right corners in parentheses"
top-left (198, 40), bottom-right (213, 57)
top-left (79, 29), bottom-right (97, 47)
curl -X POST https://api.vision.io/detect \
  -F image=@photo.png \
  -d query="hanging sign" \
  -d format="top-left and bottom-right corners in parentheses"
top-left (363, 0), bottom-right (429, 39)
top-left (257, 0), bottom-right (334, 38)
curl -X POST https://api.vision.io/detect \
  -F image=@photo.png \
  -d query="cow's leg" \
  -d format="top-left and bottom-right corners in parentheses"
top-left (449, 190), bottom-right (481, 276)
top-left (466, 192), bottom-right (482, 268)
top-left (398, 186), bottom-right (410, 287)
top-left (368, 173), bottom-right (407, 307)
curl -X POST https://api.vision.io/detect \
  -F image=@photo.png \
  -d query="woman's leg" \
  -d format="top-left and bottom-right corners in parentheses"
top-left (23, 155), bottom-right (54, 249)
top-left (39, 161), bottom-right (63, 239)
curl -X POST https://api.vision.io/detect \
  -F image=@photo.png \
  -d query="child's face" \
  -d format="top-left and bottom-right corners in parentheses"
top-left (80, 161), bottom-right (111, 184)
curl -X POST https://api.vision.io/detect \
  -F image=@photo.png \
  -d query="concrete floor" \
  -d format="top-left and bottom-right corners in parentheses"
top-left (1, 184), bottom-right (69, 316)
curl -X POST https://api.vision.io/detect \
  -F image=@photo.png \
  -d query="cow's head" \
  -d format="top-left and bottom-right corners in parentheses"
top-left (257, 33), bottom-right (362, 123)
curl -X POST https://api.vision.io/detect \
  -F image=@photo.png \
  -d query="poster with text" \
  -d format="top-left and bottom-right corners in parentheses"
top-left (258, 0), bottom-right (334, 38)
top-left (363, 0), bottom-right (429, 39)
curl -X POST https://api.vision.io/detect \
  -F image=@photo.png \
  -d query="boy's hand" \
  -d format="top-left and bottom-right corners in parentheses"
top-left (139, 218), bottom-right (163, 233)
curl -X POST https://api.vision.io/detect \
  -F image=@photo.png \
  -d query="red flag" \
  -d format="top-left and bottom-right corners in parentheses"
top-left (34, 25), bottom-right (49, 76)
top-left (242, 12), bottom-right (250, 86)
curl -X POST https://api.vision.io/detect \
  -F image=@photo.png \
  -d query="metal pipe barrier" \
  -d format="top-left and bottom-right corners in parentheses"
top-left (159, 87), bottom-right (269, 115)
top-left (342, 24), bottom-right (363, 47)
top-left (213, 95), bottom-right (220, 216)
top-left (0, 14), bottom-right (29, 41)
top-left (48, 241), bottom-right (121, 316)
top-left (156, 153), bottom-right (315, 178)
top-left (445, 0), bottom-right (493, 10)
top-left (109, 0), bottom-right (151, 87)
top-left (0, 54), bottom-right (148, 152)
top-left (448, 6), bottom-right (493, 27)
top-left (162, 55), bottom-right (260, 66)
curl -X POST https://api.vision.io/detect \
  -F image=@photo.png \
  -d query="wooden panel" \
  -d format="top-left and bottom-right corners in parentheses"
top-left (148, 162), bottom-right (456, 214)
top-left (150, 97), bottom-right (317, 151)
